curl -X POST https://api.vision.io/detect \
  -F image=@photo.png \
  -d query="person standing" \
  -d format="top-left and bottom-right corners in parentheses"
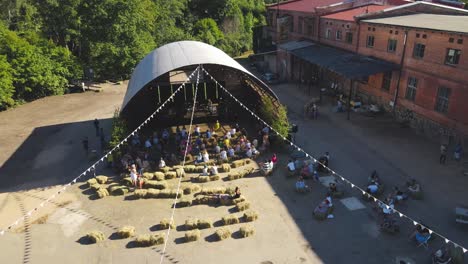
top-left (454, 142), bottom-right (463, 161)
top-left (440, 144), bottom-right (447, 164)
top-left (82, 137), bottom-right (89, 155)
top-left (93, 118), bottom-right (100, 136)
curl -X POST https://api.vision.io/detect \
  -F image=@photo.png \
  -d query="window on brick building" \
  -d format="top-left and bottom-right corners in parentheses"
top-left (413, 43), bottom-right (425, 59)
top-left (435, 87), bottom-right (451, 113)
top-left (405, 77), bottom-right (418, 101)
top-left (326, 29), bottom-right (332, 39)
top-left (367, 35), bottom-right (375, 47)
top-left (382, 71), bottom-right (392, 91)
top-left (445, 48), bottom-right (461, 65)
top-left (298, 17), bottom-right (304, 34)
top-left (387, 39), bottom-right (397, 53)
top-left (449, 37), bottom-right (454, 43)
top-left (345, 32), bottom-right (353, 44)
top-left (305, 17), bottom-right (315, 36)
top-left (336, 30), bottom-right (342, 40)
top-left (457, 39), bottom-right (463, 44)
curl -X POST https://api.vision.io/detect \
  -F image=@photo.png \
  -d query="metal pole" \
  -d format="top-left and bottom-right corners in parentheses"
top-left (157, 85), bottom-right (161, 103)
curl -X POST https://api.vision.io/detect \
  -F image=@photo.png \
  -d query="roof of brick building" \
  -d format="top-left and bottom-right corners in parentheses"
top-left (322, 5), bottom-right (392, 21)
top-left (363, 13), bottom-right (468, 34)
top-left (267, 0), bottom-right (344, 12)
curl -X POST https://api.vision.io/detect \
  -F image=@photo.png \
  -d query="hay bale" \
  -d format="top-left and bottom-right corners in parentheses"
top-left (89, 183), bottom-right (102, 191)
top-left (194, 166), bottom-right (205, 173)
top-left (107, 184), bottom-right (121, 193)
top-left (134, 234), bottom-right (165, 247)
top-left (142, 172), bottom-right (154, 180)
top-left (239, 225), bottom-right (255, 237)
top-left (87, 178), bottom-right (98, 187)
top-left (160, 218), bottom-right (176, 230)
top-left (210, 175), bottom-right (220, 181)
top-left (111, 186), bottom-right (129, 196)
top-left (175, 168), bottom-right (185, 178)
top-left (85, 231), bottom-right (105, 243)
top-left (182, 184), bottom-right (201, 195)
top-left (185, 219), bottom-right (198, 230)
top-left (232, 196), bottom-right (245, 205)
top-left (153, 172), bottom-right (165, 181)
top-left (192, 196), bottom-right (217, 205)
top-left (178, 197), bottom-right (192, 207)
top-left (215, 228), bottom-right (231, 241)
top-left (96, 188), bottom-right (109, 199)
top-left (95, 175), bottom-right (108, 184)
top-left (197, 219), bottom-right (212, 229)
top-left (227, 173), bottom-right (241, 181)
top-left (243, 210), bottom-right (259, 222)
top-left (236, 201), bottom-right (250, 211)
top-left (159, 167), bottom-right (171, 173)
top-left (173, 165), bottom-right (183, 170)
top-left (243, 159), bottom-right (252, 165)
top-left (117, 226), bottom-right (135, 238)
top-left (159, 189), bottom-right (181, 198)
top-left (231, 160), bottom-right (245, 168)
top-left (165, 171), bottom-right (177, 180)
top-left (122, 177), bottom-right (133, 186)
top-left (146, 188), bottom-right (161, 198)
top-left (134, 189), bottom-right (147, 199)
top-left (219, 163), bottom-right (231, 172)
top-left (184, 165), bottom-right (196, 173)
top-left (222, 215), bottom-right (240, 225)
top-left (144, 180), bottom-right (167, 190)
top-left (198, 176), bottom-right (210, 183)
top-left (200, 187), bottom-right (226, 195)
top-left (185, 230), bottom-right (201, 242)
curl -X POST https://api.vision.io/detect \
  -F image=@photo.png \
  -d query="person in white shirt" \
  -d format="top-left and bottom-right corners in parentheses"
top-left (246, 141), bottom-right (251, 149)
top-left (214, 145), bottom-right (221, 154)
top-left (220, 149), bottom-right (228, 161)
top-left (230, 128), bottom-right (236, 135)
top-left (227, 147), bottom-right (235, 157)
top-left (226, 131), bottom-right (231, 139)
top-left (252, 146), bottom-right (259, 156)
top-left (287, 160), bottom-right (296, 172)
top-left (245, 148), bottom-right (252, 158)
top-left (210, 165), bottom-right (218, 176)
top-left (194, 125), bottom-right (201, 136)
top-left (145, 139), bottom-right (152, 148)
top-left (252, 139), bottom-right (258, 148)
top-left (201, 165), bottom-right (208, 176)
top-left (159, 158), bottom-right (166, 168)
top-left (202, 151), bottom-right (210, 163)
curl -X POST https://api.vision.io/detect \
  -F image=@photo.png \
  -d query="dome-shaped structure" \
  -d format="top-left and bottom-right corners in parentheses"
top-left (122, 41), bottom-right (278, 113)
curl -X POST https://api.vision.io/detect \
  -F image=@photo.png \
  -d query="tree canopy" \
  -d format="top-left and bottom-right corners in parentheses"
top-left (0, 0), bottom-right (268, 110)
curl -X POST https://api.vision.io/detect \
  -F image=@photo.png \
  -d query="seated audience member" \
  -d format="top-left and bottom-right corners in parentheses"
top-left (329, 182), bottom-right (338, 193)
top-left (201, 165), bottom-right (208, 176)
top-left (287, 160), bottom-right (296, 172)
top-left (210, 165), bottom-right (218, 176)
top-left (214, 120), bottom-right (221, 131)
top-left (203, 187), bottom-right (241, 204)
top-left (226, 131), bottom-right (232, 139)
top-left (231, 127), bottom-right (236, 135)
top-left (392, 186), bottom-right (407, 201)
top-left (407, 179), bottom-right (421, 193)
top-left (206, 128), bottom-right (212, 139)
top-left (195, 152), bottom-right (203, 164)
top-left (245, 148), bottom-right (253, 158)
top-left (271, 153), bottom-right (278, 164)
top-left (214, 144), bottom-right (221, 154)
top-left (262, 160), bottom-right (273, 174)
top-left (252, 139), bottom-right (258, 148)
top-left (181, 126), bottom-right (187, 138)
top-left (202, 151), bottom-right (210, 163)
top-left (295, 176), bottom-right (309, 192)
top-left (224, 137), bottom-right (230, 148)
top-left (162, 129), bottom-right (170, 143)
top-left (252, 146), bottom-right (259, 156)
top-left (194, 125), bottom-right (201, 136)
top-left (145, 138), bottom-right (152, 149)
top-left (220, 149), bottom-right (228, 161)
top-left (227, 147), bottom-right (235, 157)
top-left (366, 181), bottom-right (379, 194)
top-left (159, 158), bottom-right (166, 169)
top-left (409, 224), bottom-right (431, 243)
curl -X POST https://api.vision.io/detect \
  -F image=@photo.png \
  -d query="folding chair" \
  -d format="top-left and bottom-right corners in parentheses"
top-left (416, 234), bottom-right (431, 250)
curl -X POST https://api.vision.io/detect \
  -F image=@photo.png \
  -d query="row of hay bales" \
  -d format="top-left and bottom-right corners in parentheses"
top-left (133, 189), bottom-right (183, 199)
top-left (86, 176), bottom-right (132, 199)
top-left (85, 226), bottom-right (165, 247)
top-left (227, 167), bottom-right (255, 181)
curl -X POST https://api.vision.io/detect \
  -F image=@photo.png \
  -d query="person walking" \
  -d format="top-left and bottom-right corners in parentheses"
top-left (93, 118), bottom-right (100, 136)
top-left (82, 137), bottom-right (89, 155)
top-left (440, 144), bottom-right (447, 164)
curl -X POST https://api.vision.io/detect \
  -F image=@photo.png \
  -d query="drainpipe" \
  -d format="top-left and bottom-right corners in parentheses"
top-left (392, 29), bottom-right (408, 116)
top-left (317, 15), bottom-right (321, 43)
top-left (356, 21), bottom-right (361, 53)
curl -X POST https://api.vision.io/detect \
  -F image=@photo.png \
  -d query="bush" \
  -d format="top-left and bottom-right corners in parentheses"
top-left (185, 230), bottom-right (201, 242)
top-left (185, 219), bottom-right (198, 230)
top-left (117, 226), bottom-right (135, 238)
top-left (164, 171), bottom-right (177, 180)
top-left (154, 172), bottom-right (165, 181)
top-left (215, 228), bottom-right (231, 241)
top-left (259, 96), bottom-right (290, 138)
top-left (239, 225), bottom-right (255, 238)
top-left (236, 201), bottom-right (250, 212)
top-left (197, 219), bottom-right (212, 229)
top-left (222, 215), bottom-right (239, 225)
top-left (160, 218), bottom-right (175, 230)
top-left (144, 180), bottom-right (167, 190)
top-left (85, 231), bottom-right (105, 243)
top-left (134, 234), bottom-right (165, 247)
top-left (243, 210), bottom-right (259, 222)
top-left (95, 175), bottom-right (108, 184)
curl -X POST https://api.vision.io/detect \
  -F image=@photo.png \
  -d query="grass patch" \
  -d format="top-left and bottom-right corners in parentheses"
top-left (239, 225), bottom-right (255, 237)
top-left (197, 219), bottom-right (212, 229)
top-left (243, 210), bottom-right (259, 222)
top-left (160, 218), bottom-right (175, 230)
top-left (215, 228), bottom-right (231, 241)
top-left (185, 230), bottom-right (201, 242)
top-left (222, 215), bottom-right (240, 225)
top-left (134, 234), bottom-right (165, 247)
top-left (117, 226), bottom-right (135, 238)
top-left (85, 231), bottom-right (105, 243)
top-left (235, 201), bottom-right (250, 212)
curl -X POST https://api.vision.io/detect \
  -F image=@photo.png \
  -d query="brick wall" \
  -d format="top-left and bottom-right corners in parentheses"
top-left (319, 18), bottom-right (359, 52)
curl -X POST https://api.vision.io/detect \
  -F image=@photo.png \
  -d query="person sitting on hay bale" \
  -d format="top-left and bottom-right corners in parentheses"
top-left (129, 164), bottom-right (143, 189)
top-left (202, 150), bottom-right (210, 163)
top-left (313, 194), bottom-right (334, 220)
top-left (228, 147), bottom-right (235, 158)
top-left (245, 148), bottom-right (252, 158)
top-left (200, 165), bottom-right (209, 176)
top-left (406, 178), bottom-right (423, 199)
top-left (202, 187), bottom-right (241, 204)
top-left (210, 165), bottom-right (218, 176)
top-left (329, 182), bottom-right (344, 198)
top-left (295, 176), bottom-right (310, 193)
top-left (159, 158), bottom-right (166, 169)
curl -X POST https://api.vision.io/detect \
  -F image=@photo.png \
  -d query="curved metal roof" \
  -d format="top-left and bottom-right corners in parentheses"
top-left (122, 40), bottom-right (277, 111)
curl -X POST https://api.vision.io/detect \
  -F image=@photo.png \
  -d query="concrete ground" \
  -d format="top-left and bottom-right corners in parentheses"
top-left (0, 78), bottom-right (467, 264)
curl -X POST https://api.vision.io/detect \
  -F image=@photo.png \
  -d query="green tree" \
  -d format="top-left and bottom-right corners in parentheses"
top-left (259, 96), bottom-right (290, 138)
top-left (193, 18), bottom-right (224, 46)
top-left (0, 55), bottom-right (15, 109)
